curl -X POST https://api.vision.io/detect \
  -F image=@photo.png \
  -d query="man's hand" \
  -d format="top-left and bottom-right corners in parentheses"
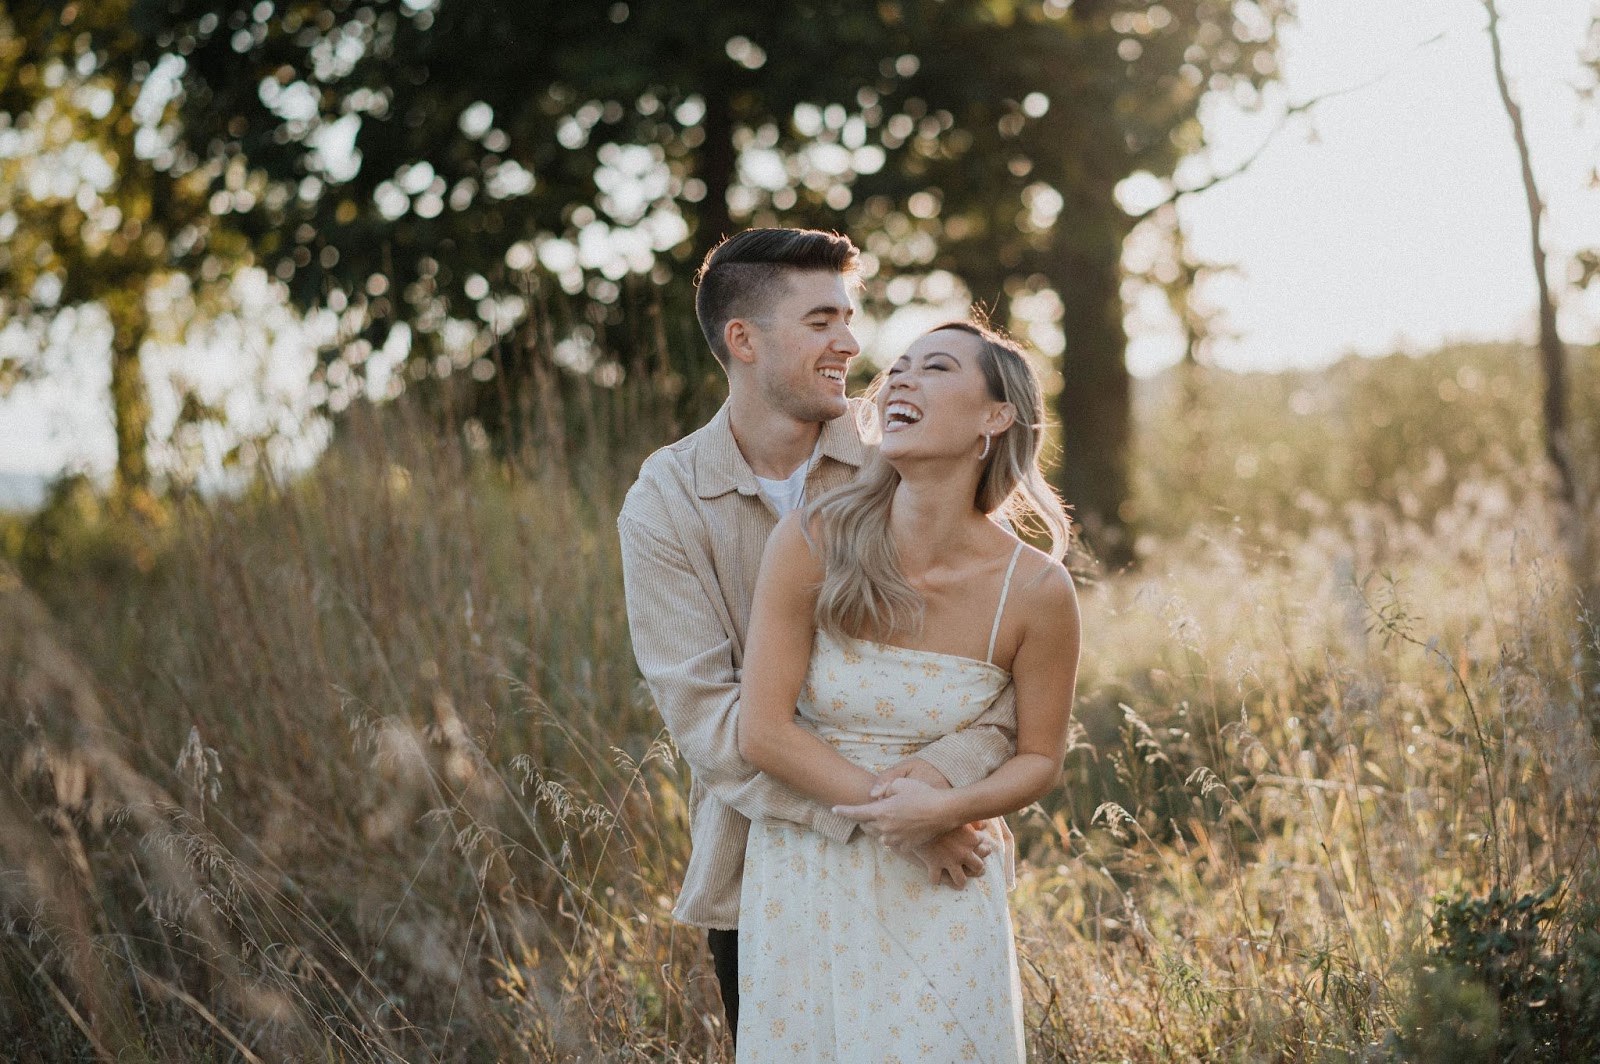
top-left (910, 823), bottom-right (992, 889)
top-left (870, 756), bottom-right (951, 797)
top-left (834, 777), bottom-right (964, 849)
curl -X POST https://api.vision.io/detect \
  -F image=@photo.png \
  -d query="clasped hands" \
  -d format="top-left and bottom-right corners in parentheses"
top-left (833, 758), bottom-right (994, 890)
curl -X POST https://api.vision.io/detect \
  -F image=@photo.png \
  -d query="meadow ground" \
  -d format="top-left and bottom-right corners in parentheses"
top-left (2, 342), bottom-right (1599, 1061)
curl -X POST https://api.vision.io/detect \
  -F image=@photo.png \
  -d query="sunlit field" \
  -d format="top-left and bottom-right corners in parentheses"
top-left (3, 340), bottom-right (1599, 1061)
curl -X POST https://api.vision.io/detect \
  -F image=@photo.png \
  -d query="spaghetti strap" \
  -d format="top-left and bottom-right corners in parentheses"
top-left (986, 542), bottom-right (1026, 664)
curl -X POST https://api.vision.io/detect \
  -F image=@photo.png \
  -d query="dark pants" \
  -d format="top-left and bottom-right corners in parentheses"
top-left (707, 928), bottom-right (739, 1045)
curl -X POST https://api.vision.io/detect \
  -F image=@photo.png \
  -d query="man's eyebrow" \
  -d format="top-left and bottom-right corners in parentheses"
top-left (801, 303), bottom-right (851, 317)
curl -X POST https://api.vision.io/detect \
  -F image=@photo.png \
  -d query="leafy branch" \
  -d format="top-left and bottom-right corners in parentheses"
top-left (1130, 31), bottom-right (1450, 224)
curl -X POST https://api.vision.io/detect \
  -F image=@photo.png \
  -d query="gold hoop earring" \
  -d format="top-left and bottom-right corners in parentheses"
top-left (979, 434), bottom-right (992, 461)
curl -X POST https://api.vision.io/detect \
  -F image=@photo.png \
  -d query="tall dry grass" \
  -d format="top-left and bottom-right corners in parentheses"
top-left (3, 342), bottom-right (1598, 1061)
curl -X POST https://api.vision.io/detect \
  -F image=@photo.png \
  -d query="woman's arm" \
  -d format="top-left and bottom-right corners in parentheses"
top-left (737, 513), bottom-right (878, 808)
top-left (834, 562), bottom-right (1081, 847)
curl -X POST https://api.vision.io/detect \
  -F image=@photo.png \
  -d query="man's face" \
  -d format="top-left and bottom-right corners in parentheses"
top-left (744, 270), bottom-right (860, 424)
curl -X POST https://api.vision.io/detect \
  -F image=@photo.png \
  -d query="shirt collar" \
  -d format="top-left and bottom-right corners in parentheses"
top-left (694, 399), bottom-right (870, 500)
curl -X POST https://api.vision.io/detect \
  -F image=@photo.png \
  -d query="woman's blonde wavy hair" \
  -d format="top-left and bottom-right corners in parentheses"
top-left (805, 320), bottom-right (1072, 642)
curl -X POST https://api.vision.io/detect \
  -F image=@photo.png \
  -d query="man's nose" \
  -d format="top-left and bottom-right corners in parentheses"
top-left (835, 325), bottom-right (861, 357)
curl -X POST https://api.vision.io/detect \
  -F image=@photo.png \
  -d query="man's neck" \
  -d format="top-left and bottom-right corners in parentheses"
top-left (727, 391), bottom-right (825, 480)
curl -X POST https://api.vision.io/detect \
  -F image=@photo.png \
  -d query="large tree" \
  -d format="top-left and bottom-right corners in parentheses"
top-left (0, 0), bottom-right (240, 505)
top-left (837, 0), bottom-right (1290, 560)
top-left (136, 0), bottom-right (1287, 554)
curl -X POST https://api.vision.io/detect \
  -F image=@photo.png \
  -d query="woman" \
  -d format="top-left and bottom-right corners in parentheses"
top-left (736, 320), bottom-right (1081, 1061)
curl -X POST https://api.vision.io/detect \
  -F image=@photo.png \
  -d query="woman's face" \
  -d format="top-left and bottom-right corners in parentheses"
top-left (877, 328), bottom-right (1007, 463)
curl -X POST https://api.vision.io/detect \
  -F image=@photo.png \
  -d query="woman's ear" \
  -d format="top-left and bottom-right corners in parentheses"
top-left (725, 318), bottom-right (759, 366)
top-left (983, 402), bottom-right (1016, 438)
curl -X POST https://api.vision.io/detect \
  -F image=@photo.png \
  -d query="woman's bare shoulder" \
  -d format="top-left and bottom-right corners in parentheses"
top-left (1012, 545), bottom-right (1079, 623)
top-left (771, 508), bottom-right (821, 548)
top-left (766, 510), bottom-right (827, 576)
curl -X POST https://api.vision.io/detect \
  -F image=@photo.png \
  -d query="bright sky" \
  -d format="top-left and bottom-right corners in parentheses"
top-left (1127, 0), bottom-right (1599, 375)
top-left (1, 0), bottom-right (1595, 481)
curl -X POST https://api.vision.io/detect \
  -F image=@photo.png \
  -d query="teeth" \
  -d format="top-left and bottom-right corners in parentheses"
top-left (885, 401), bottom-right (922, 425)
top-left (818, 368), bottom-right (844, 382)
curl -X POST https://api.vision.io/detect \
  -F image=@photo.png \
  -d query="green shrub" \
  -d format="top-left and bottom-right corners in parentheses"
top-left (1391, 883), bottom-right (1600, 1062)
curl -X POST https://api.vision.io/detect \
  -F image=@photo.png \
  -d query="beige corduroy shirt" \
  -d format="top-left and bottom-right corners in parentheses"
top-left (617, 398), bottom-right (1017, 929)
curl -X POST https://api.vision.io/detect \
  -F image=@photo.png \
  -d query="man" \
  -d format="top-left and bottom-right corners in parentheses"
top-left (617, 228), bottom-right (1014, 1040)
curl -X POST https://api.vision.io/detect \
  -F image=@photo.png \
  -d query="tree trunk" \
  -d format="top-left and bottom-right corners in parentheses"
top-left (1483, 0), bottom-right (1598, 726)
top-left (1483, 0), bottom-right (1576, 510)
top-left (104, 287), bottom-right (151, 503)
top-left (693, 74), bottom-right (736, 265)
top-left (1052, 210), bottom-right (1134, 569)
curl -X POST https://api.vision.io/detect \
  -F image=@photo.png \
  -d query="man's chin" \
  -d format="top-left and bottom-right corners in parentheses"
top-left (764, 380), bottom-right (847, 424)
top-left (800, 395), bottom-right (849, 423)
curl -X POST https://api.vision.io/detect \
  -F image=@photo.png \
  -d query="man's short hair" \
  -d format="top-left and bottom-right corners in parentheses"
top-left (693, 229), bottom-right (860, 368)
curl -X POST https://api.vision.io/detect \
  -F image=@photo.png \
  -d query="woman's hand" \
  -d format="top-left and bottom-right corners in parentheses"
top-left (833, 777), bottom-right (964, 849)
top-left (869, 757), bottom-right (951, 797)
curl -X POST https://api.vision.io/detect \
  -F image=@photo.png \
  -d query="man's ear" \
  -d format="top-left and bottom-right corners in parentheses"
top-left (724, 318), bottom-right (759, 366)
top-left (983, 402), bottom-right (1017, 437)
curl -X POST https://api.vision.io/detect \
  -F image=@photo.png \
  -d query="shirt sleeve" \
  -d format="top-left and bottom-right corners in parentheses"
top-left (617, 504), bottom-right (857, 842)
top-left (913, 683), bottom-right (1017, 788)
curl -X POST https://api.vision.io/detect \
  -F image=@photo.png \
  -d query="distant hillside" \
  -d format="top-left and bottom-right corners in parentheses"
top-left (1127, 341), bottom-right (1599, 545)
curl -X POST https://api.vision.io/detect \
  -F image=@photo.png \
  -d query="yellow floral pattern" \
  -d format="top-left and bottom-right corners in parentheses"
top-left (738, 632), bottom-right (1025, 1063)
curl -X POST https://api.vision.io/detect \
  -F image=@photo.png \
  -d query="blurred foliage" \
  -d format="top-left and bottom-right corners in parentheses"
top-left (0, 511), bottom-right (24, 560)
top-left (92, 0), bottom-right (1292, 552)
top-left (1129, 342), bottom-right (1600, 547)
top-left (14, 472), bottom-right (167, 595)
top-left (0, 0), bottom-right (249, 499)
top-left (1388, 882), bottom-right (1600, 1062)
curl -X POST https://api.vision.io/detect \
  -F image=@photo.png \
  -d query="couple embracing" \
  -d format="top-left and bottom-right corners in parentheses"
top-left (618, 228), bottom-right (1081, 1061)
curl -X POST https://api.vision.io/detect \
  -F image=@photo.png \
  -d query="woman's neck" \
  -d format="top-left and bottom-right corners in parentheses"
top-left (887, 461), bottom-right (987, 576)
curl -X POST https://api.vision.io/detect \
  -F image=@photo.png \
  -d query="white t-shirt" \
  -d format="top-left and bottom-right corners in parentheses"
top-left (755, 460), bottom-right (810, 516)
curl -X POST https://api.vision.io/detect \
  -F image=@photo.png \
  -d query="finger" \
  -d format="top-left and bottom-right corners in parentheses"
top-left (947, 866), bottom-right (967, 890)
top-left (832, 803), bottom-right (876, 822)
top-left (962, 854), bottom-right (985, 878)
top-left (872, 765), bottom-right (910, 793)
